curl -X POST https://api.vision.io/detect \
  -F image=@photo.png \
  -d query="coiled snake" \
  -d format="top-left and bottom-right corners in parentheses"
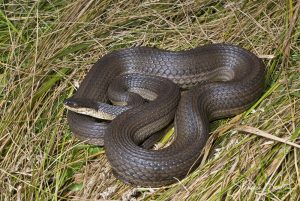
top-left (65, 43), bottom-right (265, 187)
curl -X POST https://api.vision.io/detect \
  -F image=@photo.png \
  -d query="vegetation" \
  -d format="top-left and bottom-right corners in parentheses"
top-left (0, 0), bottom-right (299, 200)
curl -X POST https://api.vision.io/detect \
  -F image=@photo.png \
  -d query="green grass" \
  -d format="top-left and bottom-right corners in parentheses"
top-left (1, 0), bottom-right (300, 200)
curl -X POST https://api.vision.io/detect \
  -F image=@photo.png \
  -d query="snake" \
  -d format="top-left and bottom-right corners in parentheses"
top-left (65, 43), bottom-right (265, 187)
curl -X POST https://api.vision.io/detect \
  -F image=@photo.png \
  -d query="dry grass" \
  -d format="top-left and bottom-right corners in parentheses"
top-left (0, 0), bottom-right (300, 200)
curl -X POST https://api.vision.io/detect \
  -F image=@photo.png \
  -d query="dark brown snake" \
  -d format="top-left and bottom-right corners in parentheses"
top-left (65, 43), bottom-right (265, 187)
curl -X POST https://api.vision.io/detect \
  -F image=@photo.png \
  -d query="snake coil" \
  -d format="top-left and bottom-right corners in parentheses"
top-left (66, 44), bottom-right (265, 186)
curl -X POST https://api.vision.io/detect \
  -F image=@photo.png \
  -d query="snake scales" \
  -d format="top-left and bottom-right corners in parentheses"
top-left (65, 43), bottom-right (265, 186)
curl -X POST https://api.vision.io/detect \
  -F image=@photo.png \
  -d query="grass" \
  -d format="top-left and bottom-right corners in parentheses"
top-left (0, 0), bottom-right (300, 200)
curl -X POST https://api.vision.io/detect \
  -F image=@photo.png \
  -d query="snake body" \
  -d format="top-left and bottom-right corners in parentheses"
top-left (66, 44), bottom-right (265, 186)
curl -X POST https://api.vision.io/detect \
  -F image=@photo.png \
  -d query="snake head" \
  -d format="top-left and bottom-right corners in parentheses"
top-left (64, 98), bottom-right (98, 109)
top-left (64, 98), bottom-right (80, 108)
top-left (64, 98), bottom-right (119, 120)
top-left (64, 97), bottom-right (102, 118)
top-left (64, 98), bottom-right (88, 109)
